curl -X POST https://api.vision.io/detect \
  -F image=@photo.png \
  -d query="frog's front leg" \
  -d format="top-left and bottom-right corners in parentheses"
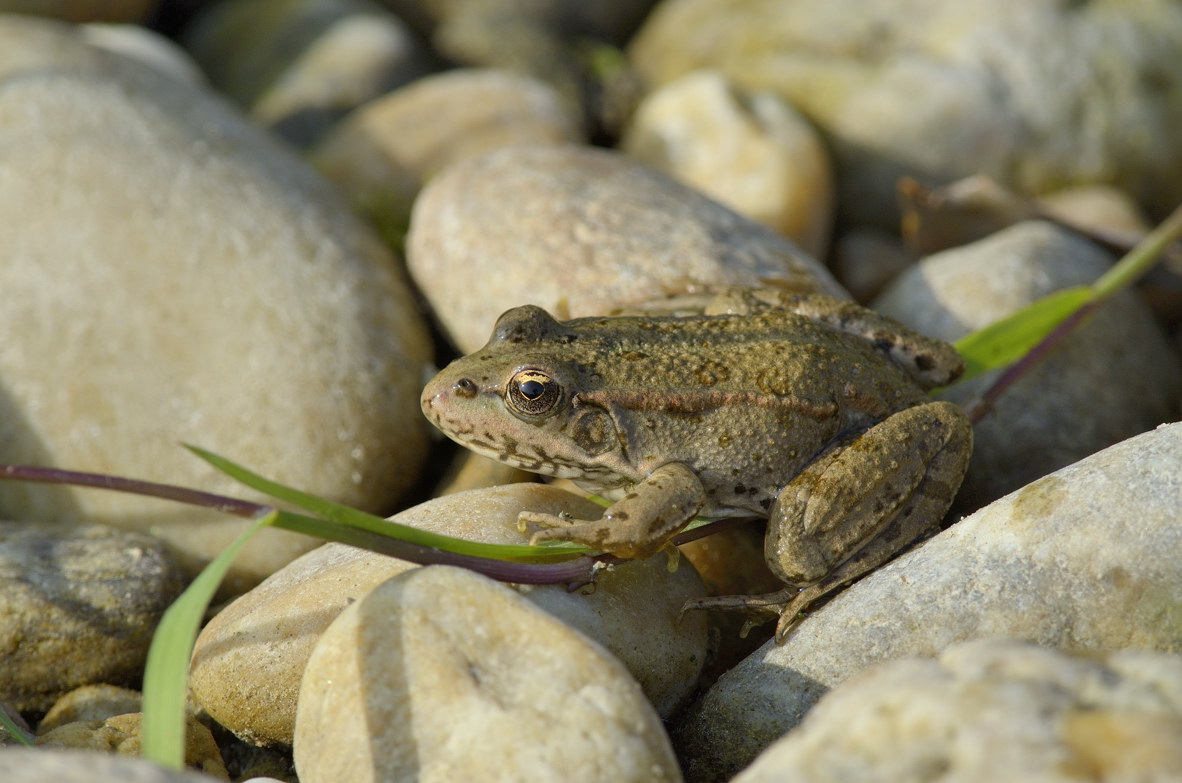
top-left (685, 400), bottom-right (972, 642)
top-left (521, 462), bottom-right (706, 559)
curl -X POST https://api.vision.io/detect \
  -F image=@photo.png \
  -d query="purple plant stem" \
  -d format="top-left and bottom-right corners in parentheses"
top-left (966, 298), bottom-right (1102, 424)
top-left (0, 464), bottom-right (602, 586)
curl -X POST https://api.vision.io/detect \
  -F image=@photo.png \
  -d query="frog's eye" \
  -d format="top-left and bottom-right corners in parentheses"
top-left (507, 369), bottom-right (562, 416)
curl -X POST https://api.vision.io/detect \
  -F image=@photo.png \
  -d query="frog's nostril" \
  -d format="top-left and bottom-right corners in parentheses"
top-left (454, 378), bottom-right (478, 398)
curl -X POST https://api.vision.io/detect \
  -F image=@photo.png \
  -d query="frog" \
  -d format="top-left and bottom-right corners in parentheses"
top-left (421, 289), bottom-right (973, 641)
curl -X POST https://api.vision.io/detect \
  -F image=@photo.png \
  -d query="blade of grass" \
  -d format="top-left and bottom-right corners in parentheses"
top-left (184, 445), bottom-right (588, 562)
top-left (141, 512), bottom-right (276, 769)
top-left (952, 286), bottom-right (1092, 382)
top-left (0, 707), bottom-right (34, 747)
top-left (1091, 201), bottom-right (1182, 298)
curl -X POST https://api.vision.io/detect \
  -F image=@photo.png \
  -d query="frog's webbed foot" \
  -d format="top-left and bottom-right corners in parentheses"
top-left (681, 582), bottom-right (840, 643)
top-left (521, 462), bottom-right (706, 560)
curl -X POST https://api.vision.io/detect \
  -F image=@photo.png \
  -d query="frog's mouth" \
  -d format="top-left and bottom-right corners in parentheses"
top-left (422, 373), bottom-right (631, 486)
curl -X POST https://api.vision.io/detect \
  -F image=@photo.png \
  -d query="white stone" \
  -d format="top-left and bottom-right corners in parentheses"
top-left (0, 16), bottom-right (432, 592)
top-left (622, 69), bottom-right (833, 258)
top-left (294, 566), bottom-right (684, 783)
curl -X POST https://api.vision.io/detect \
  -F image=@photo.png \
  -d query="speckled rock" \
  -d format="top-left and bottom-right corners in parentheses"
top-left (0, 748), bottom-right (216, 782)
top-left (294, 566), bottom-right (683, 783)
top-left (407, 143), bottom-right (844, 351)
top-left (36, 714), bottom-right (228, 780)
top-left (191, 483), bottom-right (708, 746)
top-left (873, 220), bottom-right (1182, 507)
top-left (732, 639), bottom-right (1182, 783)
top-left (630, 0), bottom-right (1182, 227)
top-left (0, 16), bottom-right (433, 592)
top-left (622, 69), bottom-right (833, 258)
top-left (674, 422), bottom-right (1182, 782)
top-left (0, 522), bottom-right (185, 712)
top-left (37, 685), bottom-right (143, 733)
top-left (312, 68), bottom-right (583, 244)
top-left (183, 0), bottom-right (438, 146)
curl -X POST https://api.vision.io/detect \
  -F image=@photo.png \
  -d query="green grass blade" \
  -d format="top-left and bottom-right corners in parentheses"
top-left (953, 285), bottom-right (1093, 382)
top-left (141, 512), bottom-right (276, 769)
top-left (1091, 201), bottom-right (1182, 298)
top-left (0, 707), bottom-right (34, 746)
top-left (185, 444), bottom-right (586, 561)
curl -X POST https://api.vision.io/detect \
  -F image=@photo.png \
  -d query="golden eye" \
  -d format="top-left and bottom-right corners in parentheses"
top-left (507, 369), bottom-right (561, 416)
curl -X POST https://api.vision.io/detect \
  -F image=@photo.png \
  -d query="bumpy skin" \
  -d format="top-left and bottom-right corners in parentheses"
top-left (422, 291), bottom-right (972, 640)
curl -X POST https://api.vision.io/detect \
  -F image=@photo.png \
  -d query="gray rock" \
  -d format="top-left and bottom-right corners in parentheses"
top-left (675, 422), bottom-right (1182, 781)
top-left (630, 0), bottom-right (1182, 227)
top-left (873, 220), bottom-right (1182, 508)
top-left (312, 67), bottom-right (583, 245)
top-left (184, 0), bottom-right (438, 146)
top-left (733, 639), bottom-right (1182, 783)
top-left (0, 16), bottom-right (433, 592)
top-left (294, 566), bottom-right (683, 783)
top-left (0, 522), bottom-right (185, 712)
top-left (0, 748), bottom-right (215, 783)
top-left (191, 484), bottom-right (708, 745)
top-left (35, 714), bottom-right (229, 780)
top-left (38, 684), bottom-right (143, 733)
top-left (621, 69), bottom-right (834, 258)
top-left (407, 143), bottom-right (844, 351)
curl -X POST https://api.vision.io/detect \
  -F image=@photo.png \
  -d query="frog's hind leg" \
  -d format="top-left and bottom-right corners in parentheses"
top-left (684, 401), bottom-right (972, 643)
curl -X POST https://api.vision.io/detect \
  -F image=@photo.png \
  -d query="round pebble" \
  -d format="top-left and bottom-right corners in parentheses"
top-left (0, 522), bottom-right (185, 712)
top-left (294, 566), bottom-right (683, 783)
top-left (407, 142), bottom-right (844, 351)
top-left (0, 15), bottom-right (433, 592)
top-left (732, 639), bottom-right (1182, 783)
top-left (622, 69), bottom-right (834, 258)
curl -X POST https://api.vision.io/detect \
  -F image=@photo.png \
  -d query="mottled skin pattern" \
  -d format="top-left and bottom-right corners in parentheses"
top-left (422, 291), bottom-right (972, 641)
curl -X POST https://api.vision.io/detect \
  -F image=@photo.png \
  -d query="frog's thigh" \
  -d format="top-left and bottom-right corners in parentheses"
top-left (766, 400), bottom-right (971, 587)
top-left (523, 462), bottom-right (706, 559)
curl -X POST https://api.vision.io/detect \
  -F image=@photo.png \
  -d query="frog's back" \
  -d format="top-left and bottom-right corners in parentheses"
top-left (549, 310), bottom-right (928, 515)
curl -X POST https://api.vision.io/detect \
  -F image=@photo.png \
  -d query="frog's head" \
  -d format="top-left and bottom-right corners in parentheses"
top-left (421, 305), bottom-right (635, 486)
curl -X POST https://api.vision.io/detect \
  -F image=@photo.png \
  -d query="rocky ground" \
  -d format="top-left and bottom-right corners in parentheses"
top-left (1, 1), bottom-right (1182, 782)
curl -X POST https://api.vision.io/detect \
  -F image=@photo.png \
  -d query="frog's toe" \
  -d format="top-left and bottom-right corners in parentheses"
top-left (679, 588), bottom-right (795, 630)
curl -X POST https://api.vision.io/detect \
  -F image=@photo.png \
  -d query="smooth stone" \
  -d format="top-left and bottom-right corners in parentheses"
top-left (183, 0), bottom-right (437, 146)
top-left (873, 220), bottom-right (1182, 508)
top-left (312, 67), bottom-right (583, 244)
top-left (622, 69), bottom-right (833, 258)
top-left (674, 422), bottom-right (1182, 782)
top-left (294, 566), bottom-right (683, 783)
top-left (79, 23), bottom-right (205, 87)
top-left (35, 714), bottom-right (228, 780)
top-left (0, 522), bottom-right (185, 712)
top-left (38, 684), bottom-right (143, 733)
top-left (733, 639), bottom-right (1182, 783)
top-left (0, 748), bottom-right (217, 782)
top-left (190, 483), bottom-right (708, 746)
top-left (0, 16), bottom-right (433, 592)
top-left (407, 143), bottom-right (845, 351)
top-left (630, 0), bottom-right (1182, 227)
